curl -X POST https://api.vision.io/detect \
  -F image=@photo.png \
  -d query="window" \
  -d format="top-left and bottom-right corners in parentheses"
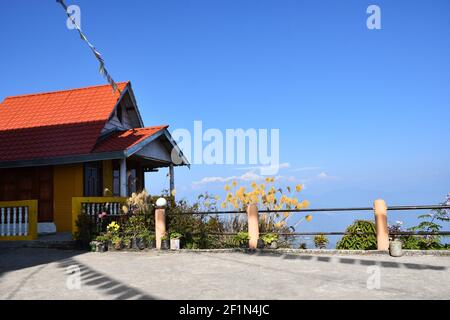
top-left (84, 162), bottom-right (102, 196)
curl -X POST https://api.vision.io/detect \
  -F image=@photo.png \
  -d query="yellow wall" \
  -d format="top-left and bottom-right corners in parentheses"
top-left (102, 160), bottom-right (113, 196)
top-left (53, 164), bottom-right (83, 232)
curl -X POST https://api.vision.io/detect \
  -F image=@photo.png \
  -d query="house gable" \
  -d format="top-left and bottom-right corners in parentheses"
top-left (101, 85), bottom-right (144, 136)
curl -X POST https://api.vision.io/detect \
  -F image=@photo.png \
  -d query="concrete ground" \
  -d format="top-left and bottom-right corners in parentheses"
top-left (0, 248), bottom-right (449, 300)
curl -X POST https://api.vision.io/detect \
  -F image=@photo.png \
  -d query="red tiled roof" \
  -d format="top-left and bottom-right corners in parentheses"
top-left (0, 82), bottom-right (140, 164)
top-left (93, 126), bottom-right (168, 153)
top-left (0, 82), bottom-right (128, 130)
top-left (0, 121), bottom-right (105, 162)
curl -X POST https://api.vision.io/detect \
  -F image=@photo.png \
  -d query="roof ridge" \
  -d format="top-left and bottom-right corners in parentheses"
top-left (3, 81), bottom-right (129, 100)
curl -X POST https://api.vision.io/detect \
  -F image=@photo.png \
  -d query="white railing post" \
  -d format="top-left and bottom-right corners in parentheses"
top-left (12, 207), bottom-right (17, 236)
top-left (18, 207), bottom-right (23, 236)
top-left (6, 208), bottom-right (10, 236)
top-left (24, 207), bottom-right (29, 236)
top-left (1, 207), bottom-right (4, 236)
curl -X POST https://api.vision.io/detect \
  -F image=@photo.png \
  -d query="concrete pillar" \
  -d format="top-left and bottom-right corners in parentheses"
top-left (169, 164), bottom-right (175, 195)
top-left (120, 158), bottom-right (127, 197)
top-left (247, 203), bottom-right (259, 249)
top-left (374, 199), bottom-right (389, 251)
top-left (155, 207), bottom-right (166, 250)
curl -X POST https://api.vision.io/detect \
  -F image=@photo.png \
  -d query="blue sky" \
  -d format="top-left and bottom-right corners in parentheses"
top-left (1, 0), bottom-right (449, 242)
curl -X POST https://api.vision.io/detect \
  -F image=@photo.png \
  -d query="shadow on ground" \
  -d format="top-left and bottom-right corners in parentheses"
top-left (252, 251), bottom-right (447, 271)
top-left (57, 258), bottom-right (155, 300)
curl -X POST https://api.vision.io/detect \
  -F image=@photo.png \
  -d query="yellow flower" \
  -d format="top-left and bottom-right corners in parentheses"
top-left (295, 184), bottom-right (303, 192)
top-left (221, 201), bottom-right (227, 209)
top-left (251, 181), bottom-right (257, 189)
top-left (122, 206), bottom-right (129, 214)
top-left (305, 215), bottom-right (312, 222)
top-left (302, 200), bottom-right (310, 208)
top-left (232, 180), bottom-right (237, 187)
top-left (171, 188), bottom-right (177, 196)
top-left (265, 177), bottom-right (272, 183)
top-left (224, 184), bottom-right (231, 191)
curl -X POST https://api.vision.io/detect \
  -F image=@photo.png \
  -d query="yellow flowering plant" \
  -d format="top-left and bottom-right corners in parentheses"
top-left (220, 178), bottom-right (311, 233)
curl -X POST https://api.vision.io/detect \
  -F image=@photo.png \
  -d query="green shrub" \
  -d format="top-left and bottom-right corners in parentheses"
top-left (170, 232), bottom-right (183, 239)
top-left (234, 231), bottom-right (250, 245)
top-left (260, 233), bottom-right (278, 245)
top-left (314, 234), bottom-right (329, 249)
top-left (74, 212), bottom-right (98, 250)
top-left (336, 220), bottom-right (377, 250)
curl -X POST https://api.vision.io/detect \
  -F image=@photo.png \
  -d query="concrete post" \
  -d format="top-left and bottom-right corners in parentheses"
top-left (374, 199), bottom-right (389, 251)
top-left (155, 207), bottom-right (166, 250)
top-left (169, 164), bottom-right (175, 196)
top-left (247, 203), bottom-right (259, 249)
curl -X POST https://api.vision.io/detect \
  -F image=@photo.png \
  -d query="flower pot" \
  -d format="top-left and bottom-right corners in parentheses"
top-left (147, 239), bottom-right (156, 249)
top-left (170, 238), bottom-right (181, 250)
top-left (257, 239), bottom-right (265, 249)
top-left (107, 241), bottom-right (114, 251)
top-left (389, 239), bottom-right (403, 257)
top-left (123, 240), bottom-right (132, 250)
top-left (269, 241), bottom-right (278, 249)
top-left (132, 237), bottom-right (146, 250)
top-left (239, 241), bottom-right (249, 249)
top-left (160, 239), bottom-right (170, 250)
top-left (90, 241), bottom-right (99, 252)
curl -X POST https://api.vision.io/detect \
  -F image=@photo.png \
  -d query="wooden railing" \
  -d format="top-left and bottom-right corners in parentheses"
top-left (0, 200), bottom-right (38, 241)
top-left (71, 197), bottom-right (127, 234)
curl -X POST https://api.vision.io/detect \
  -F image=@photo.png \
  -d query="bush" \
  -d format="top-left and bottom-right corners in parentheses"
top-left (260, 233), bottom-right (278, 245)
top-left (336, 220), bottom-right (377, 250)
top-left (234, 231), bottom-right (250, 245)
top-left (314, 234), bottom-right (329, 249)
top-left (74, 212), bottom-right (98, 249)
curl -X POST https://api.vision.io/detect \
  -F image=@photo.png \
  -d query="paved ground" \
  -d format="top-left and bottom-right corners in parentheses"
top-left (0, 248), bottom-right (449, 300)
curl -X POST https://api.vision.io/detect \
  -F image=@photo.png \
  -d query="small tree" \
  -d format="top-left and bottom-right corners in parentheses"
top-left (336, 220), bottom-right (377, 250)
top-left (314, 234), bottom-right (329, 249)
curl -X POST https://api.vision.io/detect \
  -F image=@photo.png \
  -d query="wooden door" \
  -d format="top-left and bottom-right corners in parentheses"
top-left (0, 167), bottom-right (53, 222)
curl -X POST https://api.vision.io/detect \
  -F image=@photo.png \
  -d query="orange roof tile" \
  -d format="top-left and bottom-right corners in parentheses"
top-left (93, 126), bottom-right (169, 153)
top-left (0, 82), bottom-right (128, 130)
top-left (0, 82), bottom-right (156, 164)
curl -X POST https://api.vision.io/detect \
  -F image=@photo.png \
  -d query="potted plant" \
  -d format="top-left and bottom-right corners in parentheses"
top-left (261, 233), bottom-right (279, 249)
top-left (170, 232), bottom-right (183, 250)
top-left (145, 234), bottom-right (156, 249)
top-left (314, 234), bottom-right (329, 249)
top-left (160, 233), bottom-right (170, 250)
top-left (123, 236), bottom-right (132, 250)
top-left (235, 231), bottom-right (250, 248)
top-left (110, 236), bottom-right (123, 251)
top-left (388, 222), bottom-right (403, 257)
top-left (105, 221), bottom-right (120, 251)
top-left (91, 234), bottom-right (108, 252)
top-left (132, 230), bottom-right (150, 250)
